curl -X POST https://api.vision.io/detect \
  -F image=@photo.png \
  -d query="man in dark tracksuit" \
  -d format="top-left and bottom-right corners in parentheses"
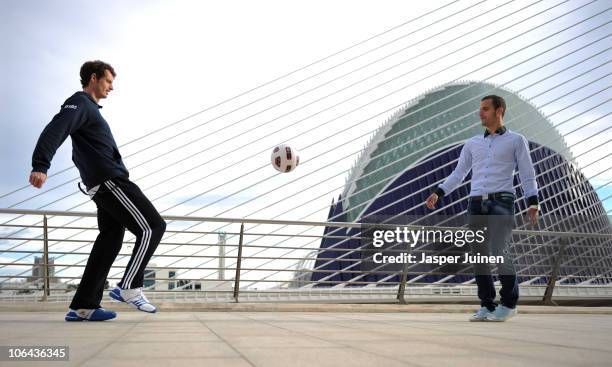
top-left (30, 60), bottom-right (166, 321)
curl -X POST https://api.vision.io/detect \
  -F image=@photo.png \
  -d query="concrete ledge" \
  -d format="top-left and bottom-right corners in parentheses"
top-left (2, 302), bottom-right (612, 314)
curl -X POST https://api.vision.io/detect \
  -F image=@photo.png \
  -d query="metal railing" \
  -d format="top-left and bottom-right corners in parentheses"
top-left (0, 208), bottom-right (611, 304)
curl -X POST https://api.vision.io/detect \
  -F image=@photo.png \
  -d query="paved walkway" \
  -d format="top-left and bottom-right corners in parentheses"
top-left (1, 309), bottom-right (611, 366)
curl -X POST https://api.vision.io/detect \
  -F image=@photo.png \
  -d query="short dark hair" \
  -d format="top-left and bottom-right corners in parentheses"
top-left (80, 60), bottom-right (116, 88)
top-left (481, 95), bottom-right (506, 117)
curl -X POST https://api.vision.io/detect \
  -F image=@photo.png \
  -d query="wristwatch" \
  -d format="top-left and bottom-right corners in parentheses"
top-left (528, 204), bottom-right (540, 211)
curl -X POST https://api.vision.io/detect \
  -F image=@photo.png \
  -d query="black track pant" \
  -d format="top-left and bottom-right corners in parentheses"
top-left (70, 176), bottom-right (166, 310)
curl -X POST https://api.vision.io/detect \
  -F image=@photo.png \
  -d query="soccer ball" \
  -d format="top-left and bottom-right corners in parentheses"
top-left (271, 144), bottom-right (300, 173)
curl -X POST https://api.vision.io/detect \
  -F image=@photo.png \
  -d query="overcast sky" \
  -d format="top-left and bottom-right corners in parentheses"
top-left (2, 0), bottom-right (461, 210)
top-left (1, 0), bottom-right (609, 213)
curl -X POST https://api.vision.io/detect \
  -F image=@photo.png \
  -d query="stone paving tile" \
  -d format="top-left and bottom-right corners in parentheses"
top-left (336, 313), bottom-right (612, 345)
top-left (80, 357), bottom-right (252, 367)
top-left (237, 346), bottom-right (416, 367)
top-left (1, 311), bottom-right (611, 366)
top-left (338, 339), bottom-right (475, 360)
top-left (116, 331), bottom-right (222, 342)
top-left (220, 334), bottom-right (340, 348)
top-left (483, 344), bottom-right (612, 367)
top-left (204, 322), bottom-right (297, 337)
top-left (95, 341), bottom-right (241, 359)
top-left (194, 312), bottom-right (253, 321)
top-left (408, 353), bottom-right (571, 367)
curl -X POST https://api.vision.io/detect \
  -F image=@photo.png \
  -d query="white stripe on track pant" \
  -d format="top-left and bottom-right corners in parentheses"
top-left (70, 176), bottom-right (166, 310)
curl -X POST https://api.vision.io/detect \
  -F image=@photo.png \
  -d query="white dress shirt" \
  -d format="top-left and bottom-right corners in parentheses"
top-left (438, 127), bottom-right (538, 202)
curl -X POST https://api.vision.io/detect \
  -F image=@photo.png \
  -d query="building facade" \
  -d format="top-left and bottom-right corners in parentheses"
top-left (308, 81), bottom-right (611, 287)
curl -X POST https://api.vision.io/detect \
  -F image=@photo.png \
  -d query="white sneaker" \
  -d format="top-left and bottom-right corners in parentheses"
top-left (486, 305), bottom-right (517, 322)
top-left (109, 286), bottom-right (157, 313)
top-left (469, 306), bottom-right (494, 322)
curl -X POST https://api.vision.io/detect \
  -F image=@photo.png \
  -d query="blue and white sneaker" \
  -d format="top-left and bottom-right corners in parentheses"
top-left (469, 306), bottom-right (494, 322)
top-left (486, 305), bottom-right (517, 322)
top-left (65, 308), bottom-right (117, 321)
top-left (109, 286), bottom-right (157, 313)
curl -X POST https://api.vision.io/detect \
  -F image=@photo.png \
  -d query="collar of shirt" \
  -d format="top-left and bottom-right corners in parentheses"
top-left (78, 91), bottom-right (103, 109)
top-left (484, 125), bottom-right (506, 137)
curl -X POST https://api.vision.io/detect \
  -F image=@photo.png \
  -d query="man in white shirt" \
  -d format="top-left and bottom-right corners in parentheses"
top-left (425, 95), bottom-right (539, 322)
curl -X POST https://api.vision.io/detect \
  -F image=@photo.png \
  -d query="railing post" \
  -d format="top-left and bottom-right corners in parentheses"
top-left (543, 238), bottom-right (567, 306)
top-left (42, 215), bottom-right (50, 301)
top-left (233, 223), bottom-right (245, 303)
top-left (396, 242), bottom-right (409, 304)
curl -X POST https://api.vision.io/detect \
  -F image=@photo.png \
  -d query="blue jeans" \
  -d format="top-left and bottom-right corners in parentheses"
top-left (467, 196), bottom-right (518, 310)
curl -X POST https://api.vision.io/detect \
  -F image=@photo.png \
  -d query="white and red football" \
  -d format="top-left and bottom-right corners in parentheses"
top-left (271, 144), bottom-right (300, 173)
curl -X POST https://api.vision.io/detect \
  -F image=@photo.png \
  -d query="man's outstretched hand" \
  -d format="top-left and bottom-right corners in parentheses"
top-left (425, 193), bottom-right (439, 209)
top-left (527, 207), bottom-right (539, 227)
top-left (29, 172), bottom-right (47, 188)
